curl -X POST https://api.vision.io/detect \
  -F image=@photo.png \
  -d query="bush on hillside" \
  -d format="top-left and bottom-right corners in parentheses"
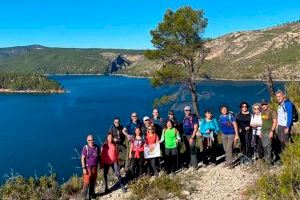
top-left (0, 174), bottom-right (61, 200)
top-left (129, 175), bottom-right (184, 200)
top-left (247, 136), bottom-right (300, 200)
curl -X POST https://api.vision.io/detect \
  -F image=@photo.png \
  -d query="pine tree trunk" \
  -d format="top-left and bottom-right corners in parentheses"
top-left (265, 66), bottom-right (275, 98)
top-left (189, 81), bottom-right (200, 118)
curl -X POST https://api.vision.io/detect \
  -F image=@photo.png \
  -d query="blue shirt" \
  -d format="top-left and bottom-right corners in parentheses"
top-left (219, 114), bottom-right (236, 135)
top-left (125, 120), bottom-right (142, 135)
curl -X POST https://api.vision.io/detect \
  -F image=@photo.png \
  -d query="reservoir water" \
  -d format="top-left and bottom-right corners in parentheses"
top-left (0, 75), bottom-right (283, 183)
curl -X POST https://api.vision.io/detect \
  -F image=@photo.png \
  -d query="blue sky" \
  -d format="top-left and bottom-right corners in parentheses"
top-left (0, 0), bottom-right (299, 49)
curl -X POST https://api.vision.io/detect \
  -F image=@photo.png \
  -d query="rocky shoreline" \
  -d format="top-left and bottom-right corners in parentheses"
top-left (0, 88), bottom-right (65, 94)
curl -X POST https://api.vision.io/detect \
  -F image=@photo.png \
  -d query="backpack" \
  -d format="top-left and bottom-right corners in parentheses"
top-left (292, 103), bottom-right (299, 123)
top-left (282, 100), bottom-right (299, 123)
top-left (84, 145), bottom-right (99, 159)
top-left (182, 114), bottom-right (197, 129)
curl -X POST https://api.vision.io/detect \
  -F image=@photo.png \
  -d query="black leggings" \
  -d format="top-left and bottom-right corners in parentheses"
top-left (103, 163), bottom-right (122, 189)
top-left (165, 147), bottom-right (178, 173)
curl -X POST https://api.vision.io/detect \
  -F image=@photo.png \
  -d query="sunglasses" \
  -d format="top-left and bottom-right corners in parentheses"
top-left (131, 115), bottom-right (137, 117)
top-left (241, 105), bottom-right (248, 108)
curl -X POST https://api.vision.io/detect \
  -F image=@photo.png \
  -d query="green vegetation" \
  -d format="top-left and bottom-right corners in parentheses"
top-left (1, 21), bottom-right (299, 80)
top-left (0, 45), bottom-right (144, 74)
top-left (247, 81), bottom-right (300, 199)
top-left (61, 175), bottom-right (83, 199)
top-left (0, 72), bottom-right (63, 92)
top-left (247, 136), bottom-right (300, 200)
top-left (0, 174), bottom-right (61, 200)
top-left (121, 21), bottom-right (300, 80)
top-left (129, 175), bottom-right (184, 200)
top-left (145, 6), bottom-right (209, 116)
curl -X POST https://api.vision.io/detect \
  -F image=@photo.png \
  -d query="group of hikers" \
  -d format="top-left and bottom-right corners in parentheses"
top-left (80, 89), bottom-right (298, 199)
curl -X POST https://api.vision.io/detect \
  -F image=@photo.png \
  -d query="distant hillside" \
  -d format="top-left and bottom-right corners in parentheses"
top-left (0, 21), bottom-right (299, 79)
top-left (0, 46), bottom-right (144, 74)
top-left (121, 21), bottom-right (300, 80)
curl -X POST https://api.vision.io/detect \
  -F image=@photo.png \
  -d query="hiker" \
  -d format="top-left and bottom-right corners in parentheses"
top-left (260, 100), bottom-right (278, 165)
top-left (144, 125), bottom-right (159, 176)
top-left (199, 110), bottom-right (220, 166)
top-left (250, 103), bottom-right (263, 160)
top-left (122, 112), bottom-right (142, 172)
top-left (100, 133), bottom-right (126, 194)
top-left (151, 108), bottom-right (164, 138)
top-left (108, 117), bottom-right (126, 168)
top-left (166, 110), bottom-right (180, 130)
top-left (219, 105), bottom-right (239, 168)
top-left (141, 116), bottom-right (153, 138)
top-left (275, 90), bottom-right (295, 151)
top-left (181, 106), bottom-right (199, 169)
top-left (128, 127), bottom-right (144, 179)
top-left (122, 112), bottom-right (143, 138)
top-left (236, 102), bottom-right (253, 162)
top-left (160, 119), bottom-right (181, 175)
top-left (81, 135), bottom-right (100, 199)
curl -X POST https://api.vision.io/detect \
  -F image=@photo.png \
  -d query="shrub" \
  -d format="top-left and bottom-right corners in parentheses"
top-left (0, 174), bottom-right (61, 200)
top-left (247, 136), bottom-right (300, 199)
top-left (61, 174), bottom-right (83, 196)
top-left (129, 175), bottom-right (184, 200)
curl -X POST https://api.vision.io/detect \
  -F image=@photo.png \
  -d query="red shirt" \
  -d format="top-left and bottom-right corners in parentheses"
top-left (145, 133), bottom-right (158, 145)
top-left (101, 142), bottom-right (119, 165)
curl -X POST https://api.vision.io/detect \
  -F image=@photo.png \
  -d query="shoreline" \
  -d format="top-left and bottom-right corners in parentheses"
top-left (0, 88), bottom-right (65, 94)
top-left (47, 73), bottom-right (300, 82)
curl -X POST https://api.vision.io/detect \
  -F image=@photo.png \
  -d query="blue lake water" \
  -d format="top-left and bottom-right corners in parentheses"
top-left (0, 75), bottom-right (284, 183)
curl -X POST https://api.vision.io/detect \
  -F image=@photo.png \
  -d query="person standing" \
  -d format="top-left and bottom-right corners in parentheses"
top-left (144, 125), bottom-right (159, 176)
top-left (250, 103), bottom-right (263, 160)
top-left (199, 110), bottom-right (220, 166)
top-left (181, 106), bottom-right (199, 169)
top-left (81, 135), bottom-right (100, 199)
top-left (160, 120), bottom-right (181, 175)
top-left (122, 112), bottom-right (142, 172)
top-left (219, 106), bottom-right (239, 168)
top-left (100, 133), bottom-right (126, 194)
top-left (236, 102), bottom-right (252, 161)
top-left (166, 110), bottom-right (180, 130)
top-left (260, 100), bottom-right (277, 165)
top-left (122, 112), bottom-right (143, 138)
top-left (275, 90), bottom-right (294, 151)
top-left (151, 108), bottom-right (164, 138)
top-left (141, 116), bottom-right (152, 138)
top-left (128, 127), bottom-right (144, 179)
top-left (108, 117), bottom-right (126, 168)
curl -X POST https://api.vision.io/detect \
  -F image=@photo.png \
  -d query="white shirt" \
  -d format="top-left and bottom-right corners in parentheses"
top-left (277, 103), bottom-right (287, 126)
top-left (250, 113), bottom-right (262, 136)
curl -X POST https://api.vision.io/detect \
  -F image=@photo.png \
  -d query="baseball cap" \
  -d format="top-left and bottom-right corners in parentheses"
top-left (143, 116), bottom-right (150, 121)
top-left (184, 106), bottom-right (191, 111)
